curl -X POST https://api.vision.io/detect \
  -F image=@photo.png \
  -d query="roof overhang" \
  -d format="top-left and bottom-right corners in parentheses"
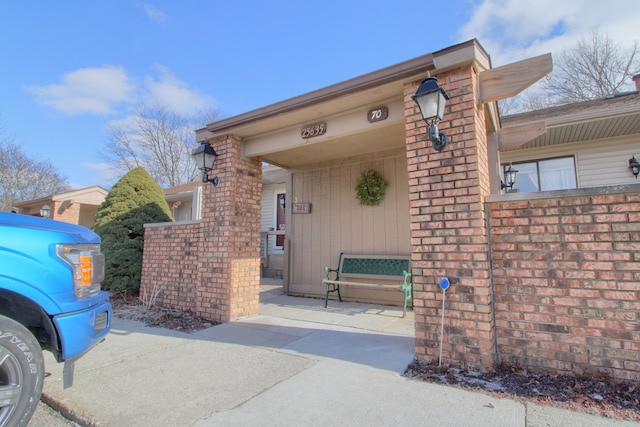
top-left (499, 93), bottom-right (640, 151)
top-left (196, 40), bottom-right (492, 169)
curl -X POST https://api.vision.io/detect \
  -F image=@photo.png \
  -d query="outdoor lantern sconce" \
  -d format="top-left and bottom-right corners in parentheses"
top-left (192, 141), bottom-right (219, 186)
top-left (629, 155), bottom-right (640, 179)
top-left (412, 76), bottom-right (450, 151)
top-left (40, 204), bottom-right (51, 218)
top-left (501, 163), bottom-right (518, 190)
top-left (279, 194), bottom-right (286, 210)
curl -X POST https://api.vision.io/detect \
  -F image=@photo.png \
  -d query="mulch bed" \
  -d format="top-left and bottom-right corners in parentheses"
top-left (404, 359), bottom-right (640, 422)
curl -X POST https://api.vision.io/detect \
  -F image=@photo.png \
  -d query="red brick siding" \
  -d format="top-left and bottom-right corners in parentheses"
top-left (141, 222), bottom-right (201, 312)
top-left (406, 65), bottom-right (495, 371)
top-left (141, 135), bottom-right (263, 323)
top-left (197, 135), bottom-right (262, 322)
top-left (53, 200), bottom-right (80, 224)
top-left (490, 191), bottom-right (640, 381)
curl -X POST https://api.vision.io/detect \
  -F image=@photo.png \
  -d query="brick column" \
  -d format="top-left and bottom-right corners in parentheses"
top-left (197, 135), bottom-right (263, 322)
top-left (405, 66), bottom-right (495, 371)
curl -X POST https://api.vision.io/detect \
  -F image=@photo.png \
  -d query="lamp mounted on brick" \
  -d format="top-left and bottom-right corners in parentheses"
top-left (412, 76), bottom-right (450, 151)
top-left (192, 141), bottom-right (219, 186)
top-left (501, 163), bottom-right (518, 191)
top-left (629, 155), bottom-right (640, 179)
top-left (39, 204), bottom-right (51, 218)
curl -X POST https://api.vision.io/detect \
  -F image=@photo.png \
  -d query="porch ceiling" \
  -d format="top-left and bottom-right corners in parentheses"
top-left (259, 122), bottom-right (406, 169)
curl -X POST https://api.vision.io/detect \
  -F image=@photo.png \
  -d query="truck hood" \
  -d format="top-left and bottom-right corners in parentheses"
top-left (0, 212), bottom-right (100, 244)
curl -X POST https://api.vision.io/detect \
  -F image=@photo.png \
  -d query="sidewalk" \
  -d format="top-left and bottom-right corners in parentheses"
top-left (39, 283), bottom-right (639, 427)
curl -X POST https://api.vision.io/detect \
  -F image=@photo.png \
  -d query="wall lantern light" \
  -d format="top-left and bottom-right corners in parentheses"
top-left (279, 194), bottom-right (286, 210)
top-left (629, 155), bottom-right (640, 179)
top-left (501, 163), bottom-right (518, 191)
top-left (192, 141), bottom-right (219, 186)
top-left (412, 76), bottom-right (450, 151)
top-left (40, 204), bottom-right (51, 218)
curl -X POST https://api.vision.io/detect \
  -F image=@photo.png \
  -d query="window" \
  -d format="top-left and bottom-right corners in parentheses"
top-left (503, 156), bottom-right (577, 193)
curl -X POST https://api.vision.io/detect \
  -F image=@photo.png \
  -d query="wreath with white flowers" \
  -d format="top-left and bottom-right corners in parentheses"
top-left (355, 170), bottom-right (389, 206)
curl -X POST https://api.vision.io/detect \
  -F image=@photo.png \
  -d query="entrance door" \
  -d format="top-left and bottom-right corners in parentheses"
top-left (276, 193), bottom-right (285, 248)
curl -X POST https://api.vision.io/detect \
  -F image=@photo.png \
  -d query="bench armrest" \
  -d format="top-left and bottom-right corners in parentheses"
top-left (401, 270), bottom-right (412, 291)
top-left (324, 266), bottom-right (340, 281)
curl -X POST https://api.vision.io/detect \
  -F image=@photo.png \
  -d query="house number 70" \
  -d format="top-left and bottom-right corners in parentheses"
top-left (367, 106), bottom-right (388, 123)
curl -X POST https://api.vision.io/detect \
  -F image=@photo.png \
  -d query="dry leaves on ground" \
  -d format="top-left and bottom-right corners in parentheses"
top-left (404, 360), bottom-right (640, 422)
top-left (111, 295), bottom-right (215, 333)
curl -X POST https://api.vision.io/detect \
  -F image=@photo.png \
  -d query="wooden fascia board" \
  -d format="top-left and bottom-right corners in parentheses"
top-left (497, 121), bottom-right (547, 149)
top-left (479, 53), bottom-right (552, 104)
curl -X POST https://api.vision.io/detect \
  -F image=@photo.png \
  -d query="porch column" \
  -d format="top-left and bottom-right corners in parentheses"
top-left (197, 135), bottom-right (263, 322)
top-left (405, 66), bottom-right (495, 371)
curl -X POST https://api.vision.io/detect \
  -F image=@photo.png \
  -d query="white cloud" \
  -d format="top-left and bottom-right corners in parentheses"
top-left (82, 161), bottom-right (120, 187)
top-left (27, 66), bottom-right (136, 116)
top-left (141, 3), bottom-right (167, 24)
top-left (459, 0), bottom-right (640, 66)
top-left (27, 64), bottom-right (216, 118)
top-left (142, 64), bottom-right (217, 115)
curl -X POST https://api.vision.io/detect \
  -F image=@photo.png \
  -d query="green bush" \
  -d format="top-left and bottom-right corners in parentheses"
top-left (93, 167), bottom-right (173, 296)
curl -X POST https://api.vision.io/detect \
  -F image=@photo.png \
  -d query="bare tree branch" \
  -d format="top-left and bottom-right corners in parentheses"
top-left (101, 101), bottom-right (219, 188)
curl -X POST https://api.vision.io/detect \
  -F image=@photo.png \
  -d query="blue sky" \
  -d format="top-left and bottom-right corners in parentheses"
top-left (1, 0), bottom-right (639, 189)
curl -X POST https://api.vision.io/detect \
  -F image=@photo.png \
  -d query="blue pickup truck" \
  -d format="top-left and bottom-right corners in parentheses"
top-left (0, 212), bottom-right (112, 427)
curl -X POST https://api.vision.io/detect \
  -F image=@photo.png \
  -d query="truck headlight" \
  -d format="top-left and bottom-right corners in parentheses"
top-left (56, 244), bottom-right (104, 298)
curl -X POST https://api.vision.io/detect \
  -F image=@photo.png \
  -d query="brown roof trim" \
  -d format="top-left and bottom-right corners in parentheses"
top-left (204, 50), bottom-right (445, 135)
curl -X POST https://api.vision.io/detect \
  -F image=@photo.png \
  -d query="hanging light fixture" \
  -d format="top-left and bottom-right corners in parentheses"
top-left (412, 76), bottom-right (450, 151)
top-left (192, 141), bottom-right (219, 186)
top-left (629, 155), bottom-right (640, 179)
top-left (40, 204), bottom-right (51, 218)
top-left (501, 163), bottom-right (518, 190)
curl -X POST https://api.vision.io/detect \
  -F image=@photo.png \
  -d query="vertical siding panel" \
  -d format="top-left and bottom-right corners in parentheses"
top-left (328, 166), bottom-right (342, 267)
top-left (290, 173), bottom-right (305, 286)
top-left (349, 164), bottom-right (363, 254)
top-left (396, 154), bottom-right (411, 252)
top-left (370, 159), bottom-right (386, 253)
top-left (310, 169), bottom-right (323, 289)
top-left (383, 156), bottom-right (399, 254)
top-left (301, 171), bottom-right (314, 285)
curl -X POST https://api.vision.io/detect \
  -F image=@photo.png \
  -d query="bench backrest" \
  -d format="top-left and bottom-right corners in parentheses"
top-left (339, 254), bottom-right (410, 281)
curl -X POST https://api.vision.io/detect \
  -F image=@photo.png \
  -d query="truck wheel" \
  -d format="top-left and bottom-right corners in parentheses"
top-left (0, 316), bottom-right (44, 427)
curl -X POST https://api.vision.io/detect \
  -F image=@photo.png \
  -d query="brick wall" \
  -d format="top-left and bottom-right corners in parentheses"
top-left (52, 200), bottom-right (80, 224)
top-left (141, 135), bottom-right (263, 323)
top-left (141, 221), bottom-right (201, 312)
top-left (199, 135), bottom-right (262, 322)
top-left (406, 66), bottom-right (495, 371)
top-left (489, 187), bottom-right (640, 381)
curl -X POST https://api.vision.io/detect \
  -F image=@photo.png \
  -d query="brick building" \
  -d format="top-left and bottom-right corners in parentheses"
top-left (141, 39), bottom-right (640, 380)
top-left (13, 186), bottom-right (107, 228)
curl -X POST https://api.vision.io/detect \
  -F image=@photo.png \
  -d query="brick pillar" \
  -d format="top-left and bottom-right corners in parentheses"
top-left (405, 66), bottom-right (495, 371)
top-left (197, 135), bottom-right (263, 323)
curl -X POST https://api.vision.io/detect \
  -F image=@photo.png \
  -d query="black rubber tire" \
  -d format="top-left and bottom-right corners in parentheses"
top-left (0, 315), bottom-right (44, 427)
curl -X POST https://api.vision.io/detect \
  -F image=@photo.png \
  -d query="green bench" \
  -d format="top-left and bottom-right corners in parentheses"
top-left (322, 253), bottom-right (413, 317)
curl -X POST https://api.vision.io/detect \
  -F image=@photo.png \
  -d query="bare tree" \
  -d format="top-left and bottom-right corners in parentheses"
top-left (500, 31), bottom-right (640, 115)
top-left (544, 31), bottom-right (639, 104)
top-left (101, 101), bottom-right (219, 188)
top-left (0, 123), bottom-right (70, 211)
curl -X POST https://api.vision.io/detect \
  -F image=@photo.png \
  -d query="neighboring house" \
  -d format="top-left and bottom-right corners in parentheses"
top-left (13, 186), bottom-right (107, 228)
top-left (499, 90), bottom-right (640, 192)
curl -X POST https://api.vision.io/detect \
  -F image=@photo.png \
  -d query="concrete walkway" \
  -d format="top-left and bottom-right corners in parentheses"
top-left (39, 283), bottom-right (639, 427)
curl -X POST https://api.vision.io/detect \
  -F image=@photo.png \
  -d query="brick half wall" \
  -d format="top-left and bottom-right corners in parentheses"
top-left (488, 185), bottom-right (640, 381)
top-left (141, 221), bottom-right (202, 313)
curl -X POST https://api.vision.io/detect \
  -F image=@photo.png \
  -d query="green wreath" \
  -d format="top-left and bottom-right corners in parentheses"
top-left (355, 170), bottom-right (389, 206)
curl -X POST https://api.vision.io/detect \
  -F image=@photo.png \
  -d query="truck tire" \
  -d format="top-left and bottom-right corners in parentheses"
top-left (0, 315), bottom-right (44, 427)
